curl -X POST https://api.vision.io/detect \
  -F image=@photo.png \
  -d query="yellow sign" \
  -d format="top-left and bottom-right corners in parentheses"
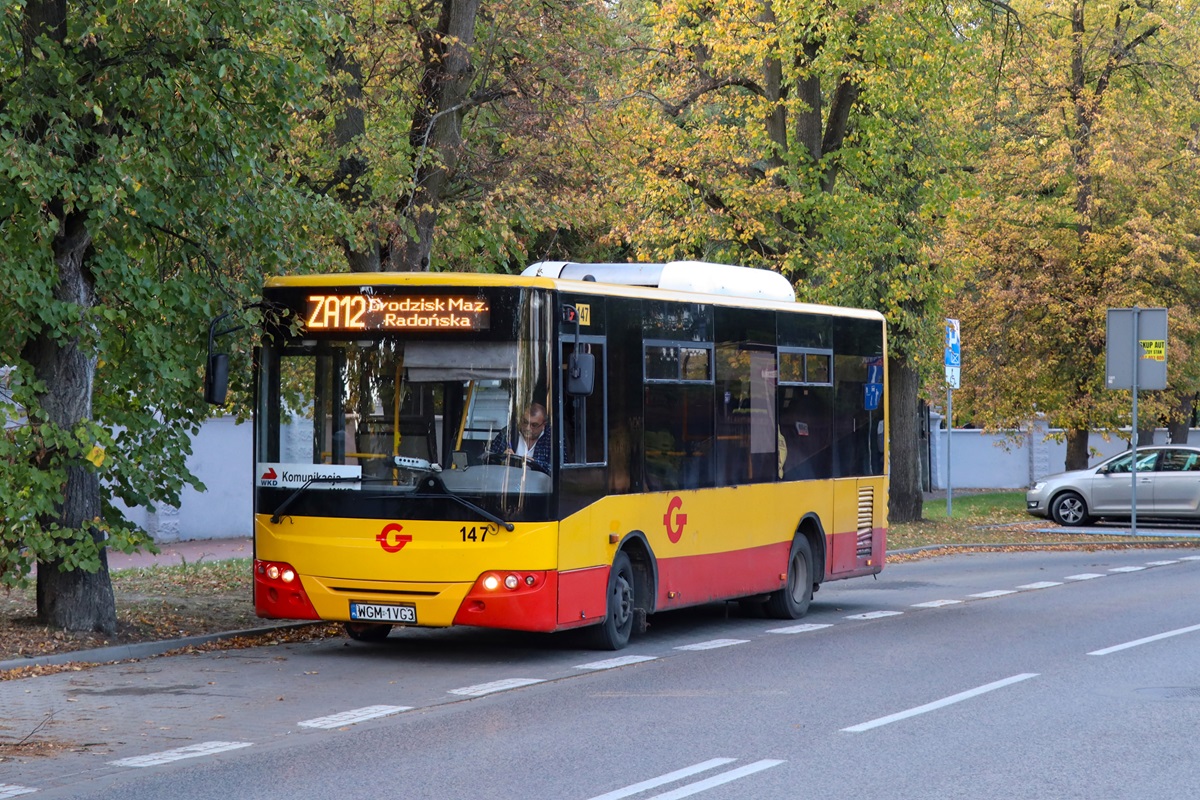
top-left (1140, 339), bottom-right (1166, 361)
top-left (576, 303), bottom-right (591, 326)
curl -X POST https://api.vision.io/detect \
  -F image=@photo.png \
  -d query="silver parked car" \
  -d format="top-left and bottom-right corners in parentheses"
top-left (1026, 445), bottom-right (1200, 526)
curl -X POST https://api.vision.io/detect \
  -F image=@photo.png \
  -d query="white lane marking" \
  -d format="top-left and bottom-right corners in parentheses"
top-left (109, 741), bottom-right (253, 768)
top-left (845, 611), bottom-right (904, 620)
top-left (674, 639), bottom-right (748, 651)
top-left (0, 786), bottom-right (39, 799)
top-left (585, 758), bottom-right (736, 800)
top-left (448, 678), bottom-right (545, 696)
top-left (645, 760), bottom-right (786, 800)
top-left (842, 673), bottom-right (1039, 733)
top-left (575, 655), bottom-right (659, 670)
top-left (1088, 623), bottom-right (1200, 656)
top-left (1179, 556), bottom-right (1200, 561)
top-left (911, 599), bottom-right (962, 608)
top-left (1145, 560), bottom-right (1180, 566)
top-left (1065, 573), bottom-right (1105, 581)
top-left (1017, 581), bottom-right (1062, 589)
top-left (298, 705), bottom-right (411, 729)
top-left (766, 623), bottom-right (833, 634)
top-left (1109, 566), bottom-right (1146, 573)
top-left (969, 590), bottom-right (1016, 598)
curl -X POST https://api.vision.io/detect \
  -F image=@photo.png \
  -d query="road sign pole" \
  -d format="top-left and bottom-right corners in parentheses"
top-left (946, 388), bottom-right (953, 519)
top-left (1130, 307), bottom-right (1139, 536)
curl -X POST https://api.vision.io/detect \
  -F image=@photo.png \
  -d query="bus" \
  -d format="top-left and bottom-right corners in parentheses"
top-left (237, 261), bottom-right (887, 650)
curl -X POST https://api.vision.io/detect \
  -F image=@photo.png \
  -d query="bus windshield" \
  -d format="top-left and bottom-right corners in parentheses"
top-left (256, 291), bottom-right (555, 519)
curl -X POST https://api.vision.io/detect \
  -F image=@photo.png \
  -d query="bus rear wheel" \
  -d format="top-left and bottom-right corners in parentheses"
top-left (765, 537), bottom-right (813, 620)
top-left (344, 622), bottom-right (392, 642)
top-left (589, 551), bottom-right (635, 650)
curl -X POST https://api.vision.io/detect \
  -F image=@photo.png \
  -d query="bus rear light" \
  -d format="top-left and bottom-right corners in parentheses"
top-left (477, 571), bottom-right (545, 593)
top-left (254, 559), bottom-right (319, 620)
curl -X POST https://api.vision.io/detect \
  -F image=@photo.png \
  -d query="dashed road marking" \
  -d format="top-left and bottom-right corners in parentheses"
top-left (646, 759), bottom-right (785, 799)
top-left (448, 678), bottom-right (545, 696)
top-left (1109, 566), bottom-right (1146, 573)
top-left (845, 611), bottom-right (904, 620)
top-left (109, 741), bottom-right (253, 768)
top-left (575, 655), bottom-right (659, 670)
top-left (969, 590), bottom-right (1017, 598)
top-left (1089, 623), bottom-right (1200, 656)
top-left (1017, 581), bottom-right (1062, 589)
top-left (0, 786), bottom-right (38, 799)
top-left (583, 758), bottom-right (784, 800)
top-left (911, 599), bottom-right (962, 608)
top-left (1065, 573), bottom-right (1106, 581)
top-left (766, 623), bottom-right (832, 634)
top-left (842, 674), bottom-right (1039, 733)
top-left (298, 705), bottom-right (411, 729)
top-left (1145, 560), bottom-right (1180, 566)
top-left (674, 639), bottom-right (748, 651)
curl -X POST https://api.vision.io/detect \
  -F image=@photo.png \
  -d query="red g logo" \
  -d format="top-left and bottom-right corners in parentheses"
top-left (376, 523), bottom-right (412, 553)
top-left (663, 496), bottom-right (688, 544)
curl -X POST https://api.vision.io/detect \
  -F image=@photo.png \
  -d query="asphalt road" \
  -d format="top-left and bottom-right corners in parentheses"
top-left (4, 548), bottom-right (1199, 799)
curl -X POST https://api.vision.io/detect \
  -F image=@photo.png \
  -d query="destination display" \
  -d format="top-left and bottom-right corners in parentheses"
top-left (305, 293), bottom-right (491, 332)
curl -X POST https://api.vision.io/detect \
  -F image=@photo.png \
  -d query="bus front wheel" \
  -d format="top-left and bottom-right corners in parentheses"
top-left (344, 622), bottom-right (392, 642)
top-left (765, 537), bottom-right (813, 619)
top-left (589, 551), bottom-right (635, 650)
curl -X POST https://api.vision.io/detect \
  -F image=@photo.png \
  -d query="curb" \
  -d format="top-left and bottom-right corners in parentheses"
top-left (0, 621), bottom-right (325, 674)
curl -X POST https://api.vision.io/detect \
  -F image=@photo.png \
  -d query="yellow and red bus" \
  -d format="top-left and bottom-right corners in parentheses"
top-left (248, 261), bottom-right (887, 649)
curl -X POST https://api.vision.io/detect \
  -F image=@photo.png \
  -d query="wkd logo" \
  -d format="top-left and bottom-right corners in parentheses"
top-left (260, 467), bottom-right (279, 487)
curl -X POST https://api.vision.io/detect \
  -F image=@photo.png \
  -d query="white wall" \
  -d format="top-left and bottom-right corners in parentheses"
top-left (121, 415), bottom-right (254, 542)
top-left (928, 415), bottom-right (1200, 490)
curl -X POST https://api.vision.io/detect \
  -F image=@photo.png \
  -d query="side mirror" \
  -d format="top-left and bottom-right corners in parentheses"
top-left (567, 352), bottom-right (595, 396)
top-left (205, 353), bottom-right (229, 405)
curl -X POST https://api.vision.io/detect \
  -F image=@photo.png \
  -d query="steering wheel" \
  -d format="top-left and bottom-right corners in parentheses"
top-left (483, 451), bottom-right (551, 476)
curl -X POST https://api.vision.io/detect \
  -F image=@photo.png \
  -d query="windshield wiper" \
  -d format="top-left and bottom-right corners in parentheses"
top-left (412, 474), bottom-right (515, 531)
top-left (270, 476), bottom-right (367, 523)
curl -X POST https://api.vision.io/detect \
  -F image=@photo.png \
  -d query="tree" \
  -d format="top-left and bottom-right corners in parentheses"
top-left (0, 0), bottom-right (339, 631)
top-left (593, 0), bottom-right (969, 520)
top-left (295, 0), bottom-right (624, 275)
top-left (943, 0), bottom-right (1200, 469)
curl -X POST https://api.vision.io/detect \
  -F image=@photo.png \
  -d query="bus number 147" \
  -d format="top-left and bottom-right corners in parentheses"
top-left (461, 525), bottom-right (494, 543)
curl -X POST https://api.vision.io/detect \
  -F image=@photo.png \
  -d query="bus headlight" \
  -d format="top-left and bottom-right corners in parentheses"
top-left (482, 574), bottom-right (501, 591)
top-left (504, 574), bottom-right (520, 590)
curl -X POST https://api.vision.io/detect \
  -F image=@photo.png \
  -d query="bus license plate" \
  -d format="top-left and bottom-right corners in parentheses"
top-left (349, 602), bottom-right (417, 624)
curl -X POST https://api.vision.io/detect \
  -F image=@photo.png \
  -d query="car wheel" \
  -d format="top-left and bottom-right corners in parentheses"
top-left (1050, 491), bottom-right (1091, 526)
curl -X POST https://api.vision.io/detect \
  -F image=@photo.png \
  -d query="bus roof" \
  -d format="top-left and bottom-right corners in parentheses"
top-left (265, 265), bottom-right (884, 321)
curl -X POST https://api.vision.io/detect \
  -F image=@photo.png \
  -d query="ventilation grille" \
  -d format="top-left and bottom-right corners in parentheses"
top-left (857, 487), bottom-right (875, 558)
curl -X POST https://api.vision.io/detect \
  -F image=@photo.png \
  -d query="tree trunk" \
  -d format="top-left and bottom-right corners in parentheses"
top-left (392, 0), bottom-right (482, 272)
top-left (887, 357), bottom-right (923, 523)
top-left (20, 210), bottom-right (117, 634)
top-left (1167, 392), bottom-right (1195, 444)
top-left (1064, 427), bottom-right (1090, 471)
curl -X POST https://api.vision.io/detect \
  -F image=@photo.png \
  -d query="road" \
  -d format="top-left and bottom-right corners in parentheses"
top-left (3, 548), bottom-right (1199, 799)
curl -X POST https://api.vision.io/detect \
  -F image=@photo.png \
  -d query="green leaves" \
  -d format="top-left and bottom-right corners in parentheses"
top-left (0, 1), bottom-right (341, 596)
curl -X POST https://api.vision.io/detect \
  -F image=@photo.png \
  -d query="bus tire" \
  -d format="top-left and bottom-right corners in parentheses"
top-left (589, 551), bottom-right (635, 650)
top-left (765, 537), bottom-right (813, 620)
top-left (344, 622), bottom-right (392, 642)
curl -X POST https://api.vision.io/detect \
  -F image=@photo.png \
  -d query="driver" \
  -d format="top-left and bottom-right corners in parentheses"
top-left (489, 402), bottom-right (552, 470)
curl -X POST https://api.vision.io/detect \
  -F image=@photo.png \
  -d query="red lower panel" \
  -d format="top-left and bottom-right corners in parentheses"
top-left (453, 571), bottom-right (561, 632)
top-left (557, 566), bottom-right (609, 627)
top-left (655, 542), bottom-right (790, 610)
